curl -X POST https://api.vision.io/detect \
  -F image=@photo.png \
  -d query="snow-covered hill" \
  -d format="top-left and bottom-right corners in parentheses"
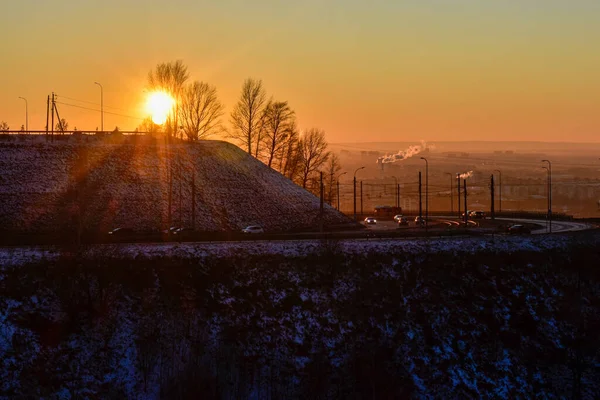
top-left (0, 135), bottom-right (354, 233)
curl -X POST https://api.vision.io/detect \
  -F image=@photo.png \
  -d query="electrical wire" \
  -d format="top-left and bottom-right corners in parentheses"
top-left (56, 94), bottom-right (133, 112)
top-left (55, 101), bottom-right (145, 121)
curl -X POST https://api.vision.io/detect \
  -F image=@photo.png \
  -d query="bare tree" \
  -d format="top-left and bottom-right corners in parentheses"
top-left (0, 121), bottom-right (8, 132)
top-left (260, 101), bottom-right (297, 169)
top-left (147, 60), bottom-right (189, 137)
top-left (324, 153), bottom-right (342, 205)
top-left (298, 128), bottom-right (331, 189)
top-left (137, 117), bottom-right (162, 135)
top-left (55, 118), bottom-right (68, 133)
top-left (229, 78), bottom-right (267, 155)
top-left (180, 81), bottom-right (224, 141)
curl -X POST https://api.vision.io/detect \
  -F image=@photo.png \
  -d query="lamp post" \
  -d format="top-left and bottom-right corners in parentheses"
top-left (541, 159), bottom-right (552, 233)
top-left (420, 157), bottom-right (428, 228)
top-left (391, 175), bottom-right (398, 208)
top-left (94, 82), bottom-right (104, 132)
top-left (494, 169), bottom-right (502, 213)
top-left (336, 171), bottom-right (347, 211)
top-left (353, 166), bottom-right (365, 221)
top-left (18, 97), bottom-right (28, 133)
top-left (445, 172), bottom-right (453, 214)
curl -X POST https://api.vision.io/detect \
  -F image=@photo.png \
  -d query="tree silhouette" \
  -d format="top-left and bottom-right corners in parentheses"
top-left (229, 78), bottom-right (267, 155)
top-left (0, 121), bottom-right (9, 132)
top-left (147, 60), bottom-right (189, 137)
top-left (55, 118), bottom-right (68, 133)
top-left (261, 101), bottom-right (296, 169)
top-left (298, 128), bottom-right (330, 189)
top-left (180, 81), bottom-right (224, 141)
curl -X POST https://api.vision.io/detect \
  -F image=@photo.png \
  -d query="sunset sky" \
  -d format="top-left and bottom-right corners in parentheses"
top-left (1, 0), bottom-right (599, 143)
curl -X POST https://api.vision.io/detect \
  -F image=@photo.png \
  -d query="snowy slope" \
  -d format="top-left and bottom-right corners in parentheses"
top-left (0, 136), bottom-right (354, 233)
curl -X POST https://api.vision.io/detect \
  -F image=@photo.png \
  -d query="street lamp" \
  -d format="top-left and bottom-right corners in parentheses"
top-left (336, 171), bottom-right (347, 211)
top-left (353, 166), bottom-right (365, 221)
top-left (94, 82), bottom-right (104, 132)
top-left (391, 175), bottom-right (398, 208)
top-left (494, 169), bottom-right (502, 213)
top-left (420, 157), bottom-right (428, 228)
top-left (18, 97), bottom-right (28, 133)
top-left (541, 159), bottom-right (552, 233)
top-left (445, 172), bottom-right (453, 214)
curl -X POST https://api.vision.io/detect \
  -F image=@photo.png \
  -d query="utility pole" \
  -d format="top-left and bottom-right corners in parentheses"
top-left (18, 97), bottom-right (28, 133)
top-left (494, 169), bottom-right (502, 213)
top-left (353, 166), bottom-right (364, 221)
top-left (421, 157), bottom-right (428, 229)
top-left (464, 179), bottom-right (468, 226)
top-left (542, 160), bottom-right (552, 233)
top-left (445, 172), bottom-right (453, 214)
top-left (51, 92), bottom-right (55, 141)
top-left (320, 172), bottom-right (324, 233)
top-left (457, 175), bottom-right (461, 218)
top-left (336, 171), bottom-right (347, 211)
top-left (360, 180), bottom-right (363, 216)
top-left (94, 82), bottom-right (104, 132)
top-left (191, 165), bottom-right (196, 229)
top-left (490, 174), bottom-right (495, 220)
top-left (46, 95), bottom-right (50, 139)
top-left (419, 171), bottom-right (422, 221)
top-left (397, 183), bottom-right (400, 211)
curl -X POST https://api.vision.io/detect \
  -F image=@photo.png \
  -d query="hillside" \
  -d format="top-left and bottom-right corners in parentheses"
top-left (1, 233), bottom-right (599, 398)
top-left (0, 135), bottom-right (354, 234)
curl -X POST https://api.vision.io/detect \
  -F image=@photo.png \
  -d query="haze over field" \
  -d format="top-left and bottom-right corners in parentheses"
top-left (2, 1), bottom-right (599, 143)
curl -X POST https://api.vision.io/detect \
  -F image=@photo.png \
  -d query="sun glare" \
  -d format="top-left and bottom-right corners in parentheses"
top-left (146, 91), bottom-right (174, 125)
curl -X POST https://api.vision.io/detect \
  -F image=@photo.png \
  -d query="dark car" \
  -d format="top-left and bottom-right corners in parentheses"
top-left (508, 224), bottom-right (531, 235)
top-left (414, 216), bottom-right (425, 226)
top-left (470, 211), bottom-right (486, 219)
top-left (397, 217), bottom-right (409, 226)
top-left (173, 227), bottom-right (196, 240)
top-left (108, 227), bottom-right (134, 236)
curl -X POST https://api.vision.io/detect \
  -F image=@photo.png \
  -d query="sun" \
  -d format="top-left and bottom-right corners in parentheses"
top-left (146, 91), bottom-right (175, 125)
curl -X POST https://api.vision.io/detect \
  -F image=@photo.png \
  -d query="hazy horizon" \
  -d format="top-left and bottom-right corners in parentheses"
top-left (2, 1), bottom-right (599, 143)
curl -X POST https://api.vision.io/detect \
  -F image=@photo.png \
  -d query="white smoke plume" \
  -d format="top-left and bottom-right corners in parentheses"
top-left (377, 141), bottom-right (431, 164)
top-left (458, 170), bottom-right (473, 179)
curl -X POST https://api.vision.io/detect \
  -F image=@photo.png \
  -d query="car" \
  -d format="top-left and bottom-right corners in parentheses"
top-left (242, 225), bottom-right (264, 234)
top-left (470, 211), bottom-right (486, 219)
top-left (107, 227), bottom-right (134, 236)
top-left (162, 226), bottom-right (182, 235)
top-left (393, 214), bottom-right (404, 222)
top-left (397, 217), bottom-right (409, 226)
top-left (173, 227), bottom-right (195, 236)
top-left (461, 210), bottom-right (472, 218)
top-left (364, 217), bottom-right (377, 225)
top-left (414, 216), bottom-right (425, 226)
top-left (508, 224), bottom-right (531, 235)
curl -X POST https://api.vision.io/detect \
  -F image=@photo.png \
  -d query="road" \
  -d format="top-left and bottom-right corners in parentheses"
top-left (496, 218), bottom-right (593, 234)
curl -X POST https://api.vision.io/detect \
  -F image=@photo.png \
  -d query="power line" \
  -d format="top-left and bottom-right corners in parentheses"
top-left (55, 94), bottom-right (132, 112)
top-left (55, 101), bottom-right (144, 121)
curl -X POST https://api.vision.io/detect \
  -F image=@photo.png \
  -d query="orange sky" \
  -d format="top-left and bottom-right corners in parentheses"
top-left (1, 1), bottom-right (599, 142)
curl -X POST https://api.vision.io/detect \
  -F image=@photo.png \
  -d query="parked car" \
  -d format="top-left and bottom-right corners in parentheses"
top-left (364, 217), bottom-right (377, 225)
top-left (107, 227), bottom-right (134, 236)
top-left (414, 216), bottom-right (425, 226)
top-left (173, 227), bottom-right (196, 239)
top-left (393, 214), bottom-right (404, 222)
top-left (461, 210), bottom-right (472, 218)
top-left (470, 211), bottom-right (486, 219)
top-left (397, 217), bottom-right (409, 226)
top-left (242, 225), bottom-right (264, 234)
top-left (162, 226), bottom-right (182, 234)
top-left (508, 224), bottom-right (531, 235)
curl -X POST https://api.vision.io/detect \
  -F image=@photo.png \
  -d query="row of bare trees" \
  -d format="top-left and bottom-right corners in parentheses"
top-left (140, 61), bottom-right (340, 199)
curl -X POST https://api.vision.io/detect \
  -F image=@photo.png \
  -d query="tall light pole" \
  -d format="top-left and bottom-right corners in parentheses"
top-left (354, 166), bottom-right (365, 221)
top-left (445, 172), bottom-right (453, 214)
top-left (336, 171), bottom-right (347, 211)
top-left (18, 97), bottom-right (28, 133)
top-left (391, 176), bottom-right (398, 208)
top-left (542, 159), bottom-right (552, 233)
top-left (420, 157), bottom-right (428, 228)
top-left (94, 81), bottom-right (104, 132)
top-left (494, 169), bottom-right (502, 213)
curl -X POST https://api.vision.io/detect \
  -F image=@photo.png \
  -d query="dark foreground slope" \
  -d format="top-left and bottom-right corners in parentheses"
top-left (1, 233), bottom-right (599, 399)
top-left (0, 135), bottom-right (353, 234)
